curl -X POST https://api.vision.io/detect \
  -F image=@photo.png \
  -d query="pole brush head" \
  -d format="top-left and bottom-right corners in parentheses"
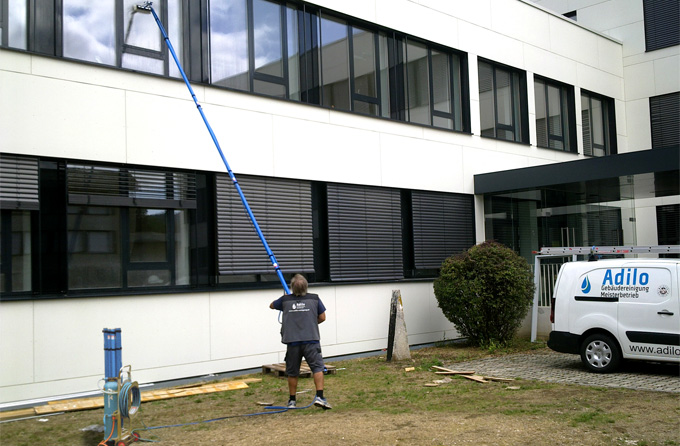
top-left (135, 2), bottom-right (152, 13)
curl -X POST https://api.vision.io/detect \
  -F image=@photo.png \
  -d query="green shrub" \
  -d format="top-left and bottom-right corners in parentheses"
top-left (433, 240), bottom-right (535, 347)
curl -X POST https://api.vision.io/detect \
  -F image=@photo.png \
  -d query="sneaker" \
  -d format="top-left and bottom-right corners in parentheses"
top-left (287, 399), bottom-right (297, 408)
top-left (313, 396), bottom-right (332, 410)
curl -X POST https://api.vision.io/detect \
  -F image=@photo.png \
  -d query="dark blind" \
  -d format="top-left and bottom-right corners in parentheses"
top-left (643, 0), bottom-right (680, 52)
top-left (650, 92), bottom-right (680, 149)
top-left (68, 164), bottom-right (197, 208)
top-left (657, 204), bottom-right (679, 245)
top-left (327, 183), bottom-right (403, 281)
top-left (216, 175), bottom-right (314, 276)
top-left (411, 191), bottom-right (474, 269)
top-left (587, 209), bottom-right (622, 246)
top-left (0, 154), bottom-right (39, 210)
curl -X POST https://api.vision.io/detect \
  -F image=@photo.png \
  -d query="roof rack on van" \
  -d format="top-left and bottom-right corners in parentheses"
top-left (534, 245), bottom-right (680, 256)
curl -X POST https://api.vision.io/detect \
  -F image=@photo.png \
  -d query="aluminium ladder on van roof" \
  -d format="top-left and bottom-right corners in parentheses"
top-left (535, 245), bottom-right (680, 256)
top-left (529, 245), bottom-right (680, 342)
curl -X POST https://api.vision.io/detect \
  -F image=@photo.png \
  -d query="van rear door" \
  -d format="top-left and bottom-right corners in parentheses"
top-left (616, 263), bottom-right (680, 362)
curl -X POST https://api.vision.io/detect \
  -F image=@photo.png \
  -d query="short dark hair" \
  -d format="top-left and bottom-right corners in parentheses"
top-left (291, 274), bottom-right (308, 296)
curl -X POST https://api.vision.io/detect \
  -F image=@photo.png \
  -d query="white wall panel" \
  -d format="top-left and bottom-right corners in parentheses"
top-left (654, 55), bottom-right (680, 95)
top-left (491, 0), bottom-right (552, 51)
top-left (624, 98), bottom-right (652, 152)
top-left (623, 61), bottom-right (656, 101)
top-left (458, 21), bottom-right (525, 69)
top-left (0, 302), bottom-right (34, 387)
top-left (524, 45), bottom-right (579, 85)
top-left (549, 16), bottom-right (600, 67)
top-left (379, 133), bottom-right (465, 192)
top-left (0, 71), bottom-right (127, 161)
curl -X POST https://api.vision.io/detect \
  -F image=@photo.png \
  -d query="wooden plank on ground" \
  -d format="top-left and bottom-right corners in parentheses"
top-left (32, 380), bottom-right (254, 415)
top-left (462, 375), bottom-right (489, 383)
top-left (0, 408), bottom-right (37, 421)
top-left (431, 366), bottom-right (475, 375)
top-left (483, 376), bottom-right (514, 383)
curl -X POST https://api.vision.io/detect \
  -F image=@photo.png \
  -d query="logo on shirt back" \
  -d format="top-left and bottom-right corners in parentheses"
top-left (292, 302), bottom-right (306, 311)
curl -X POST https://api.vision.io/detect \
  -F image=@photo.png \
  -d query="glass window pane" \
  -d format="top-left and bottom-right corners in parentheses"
top-left (68, 206), bottom-right (121, 290)
top-left (431, 50), bottom-right (451, 113)
top-left (478, 61), bottom-right (495, 137)
top-left (405, 40), bottom-right (430, 125)
top-left (7, 0), bottom-right (27, 49)
top-left (253, 0), bottom-right (283, 78)
top-left (122, 53), bottom-right (164, 74)
top-left (287, 5), bottom-right (300, 101)
top-left (174, 210), bottom-right (190, 285)
top-left (210, 0), bottom-right (249, 90)
top-left (128, 269), bottom-right (170, 287)
top-left (353, 99), bottom-right (378, 116)
top-left (591, 97), bottom-right (604, 146)
top-left (433, 115), bottom-right (453, 130)
top-left (451, 53), bottom-right (463, 131)
top-left (352, 26), bottom-right (377, 98)
top-left (123, 0), bottom-right (161, 51)
top-left (63, 0), bottom-right (116, 65)
top-left (129, 208), bottom-right (167, 263)
top-left (168, 0), bottom-right (183, 78)
top-left (547, 84), bottom-right (563, 138)
top-left (581, 94), bottom-right (592, 155)
top-left (495, 68), bottom-right (513, 127)
top-left (534, 79), bottom-right (548, 147)
top-left (378, 32), bottom-right (390, 118)
top-left (254, 79), bottom-right (286, 97)
top-left (3, 211), bottom-right (32, 292)
top-left (320, 14), bottom-right (350, 110)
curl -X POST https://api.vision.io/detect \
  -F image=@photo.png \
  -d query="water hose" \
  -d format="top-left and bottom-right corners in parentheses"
top-left (136, 1), bottom-right (290, 295)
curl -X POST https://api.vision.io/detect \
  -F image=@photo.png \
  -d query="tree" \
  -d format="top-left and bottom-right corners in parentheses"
top-left (433, 241), bottom-right (535, 347)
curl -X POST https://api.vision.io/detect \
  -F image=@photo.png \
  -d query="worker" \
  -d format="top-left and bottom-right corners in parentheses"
top-left (270, 274), bottom-right (331, 409)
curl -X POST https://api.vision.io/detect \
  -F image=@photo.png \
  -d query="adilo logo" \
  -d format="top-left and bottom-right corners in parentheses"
top-left (581, 276), bottom-right (591, 293)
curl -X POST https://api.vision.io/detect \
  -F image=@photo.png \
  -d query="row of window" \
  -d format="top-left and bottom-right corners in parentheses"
top-left (0, 155), bottom-right (475, 298)
top-left (5, 0), bottom-right (657, 156)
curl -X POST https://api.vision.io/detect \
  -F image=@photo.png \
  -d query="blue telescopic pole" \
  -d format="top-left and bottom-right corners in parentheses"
top-left (140, 2), bottom-right (290, 295)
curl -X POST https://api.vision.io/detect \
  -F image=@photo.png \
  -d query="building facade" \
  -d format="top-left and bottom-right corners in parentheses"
top-left (0, 0), bottom-right (677, 404)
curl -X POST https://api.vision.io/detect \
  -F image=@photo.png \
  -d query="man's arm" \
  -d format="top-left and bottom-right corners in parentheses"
top-left (318, 312), bottom-right (326, 324)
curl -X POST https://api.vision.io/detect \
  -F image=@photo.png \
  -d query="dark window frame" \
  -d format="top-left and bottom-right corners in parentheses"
top-left (581, 89), bottom-right (617, 157)
top-left (478, 58), bottom-right (529, 144)
top-left (534, 75), bottom-right (577, 153)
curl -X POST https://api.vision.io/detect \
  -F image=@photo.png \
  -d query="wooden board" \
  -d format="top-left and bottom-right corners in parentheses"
top-left (431, 366), bottom-right (475, 375)
top-left (262, 361), bottom-right (336, 378)
top-left (16, 379), bottom-right (258, 418)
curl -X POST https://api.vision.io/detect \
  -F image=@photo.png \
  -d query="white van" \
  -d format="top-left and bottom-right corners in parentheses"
top-left (548, 259), bottom-right (680, 373)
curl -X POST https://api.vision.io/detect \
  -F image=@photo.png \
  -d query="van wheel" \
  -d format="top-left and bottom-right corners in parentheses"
top-left (580, 334), bottom-right (620, 373)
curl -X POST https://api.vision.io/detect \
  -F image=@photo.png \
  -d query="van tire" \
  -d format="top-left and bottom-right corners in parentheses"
top-left (580, 333), bottom-right (621, 373)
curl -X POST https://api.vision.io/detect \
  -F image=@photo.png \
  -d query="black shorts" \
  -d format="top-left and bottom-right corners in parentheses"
top-left (285, 343), bottom-right (324, 377)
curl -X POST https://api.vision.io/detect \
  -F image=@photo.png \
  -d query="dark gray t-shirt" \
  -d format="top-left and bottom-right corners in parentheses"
top-left (272, 293), bottom-right (326, 344)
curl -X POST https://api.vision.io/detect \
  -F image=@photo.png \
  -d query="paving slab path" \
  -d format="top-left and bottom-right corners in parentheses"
top-left (447, 350), bottom-right (680, 393)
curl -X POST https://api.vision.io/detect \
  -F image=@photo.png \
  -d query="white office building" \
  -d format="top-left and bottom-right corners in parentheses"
top-left (0, 0), bottom-right (677, 404)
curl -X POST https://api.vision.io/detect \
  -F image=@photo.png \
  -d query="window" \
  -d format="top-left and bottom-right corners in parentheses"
top-left (534, 76), bottom-right (576, 152)
top-left (0, 154), bottom-right (38, 294)
top-left (581, 90), bottom-right (617, 156)
top-left (643, 0), bottom-right (680, 52)
top-left (351, 26), bottom-right (389, 117)
top-left (657, 204), bottom-right (679, 258)
top-left (563, 10), bottom-right (577, 21)
top-left (215, 175), bottom-right (314, 283)
top-left (66, 164), bottom-right (195, 290)
top-left (409, 191), bottom-right (474, 275)
top-left (62, 0), bottom-right (182, 76)
top-left (0, 0), bottom-right (27, 49)
top-left (210, 0), bottom-right (299, 97)
top-left (327, 184), bottom-right (403, 281)
top-left (478, 59), bottom-right (528, 143)
top-left (401, 39), bottom-right (465, 130)
top-left (650, 92), bottom-right (679, 150)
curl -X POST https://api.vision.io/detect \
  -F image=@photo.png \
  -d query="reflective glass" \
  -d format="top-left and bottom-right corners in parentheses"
top-left (431, 50), bottom-right (451, 113)
top-left (7, 0), bottom-right (27, 49)
top-left (63, 0), bottom-right (116, 65)
top-left (128, 269), bottom-right (170, 287)
top-left (123, 0), bottom-right (161, 50)
top-left (253, 0), bottom-right (283, 77)
top-left (495, 68), bottom-right (513, 127)
top-left (320, 14), bottom-right (350, 110)
top-left (129, 208), bottom-right (167, 263)
top-left (122, 52), bottom-right (164, 74)
top-left (1, 211), bottom-right (32, 292)
top-left (210, 0), bottom-right (249, 90)
top-left (287, 5), bottom-right (300, 100)
top-left (405, 40), bottom-right (430, 125)
top-left (174, 210), bottom-right (190, 285)
top-left (378, 33), bottom-right (390, 118)
top-left (478, 61), bottom-right (495, 137)
top-left (67, 206), bottom-right (121, 290)
top-left (535, 79), bottom-right (548, 147)
top-left (352, 26), bottom-right (377, 98)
